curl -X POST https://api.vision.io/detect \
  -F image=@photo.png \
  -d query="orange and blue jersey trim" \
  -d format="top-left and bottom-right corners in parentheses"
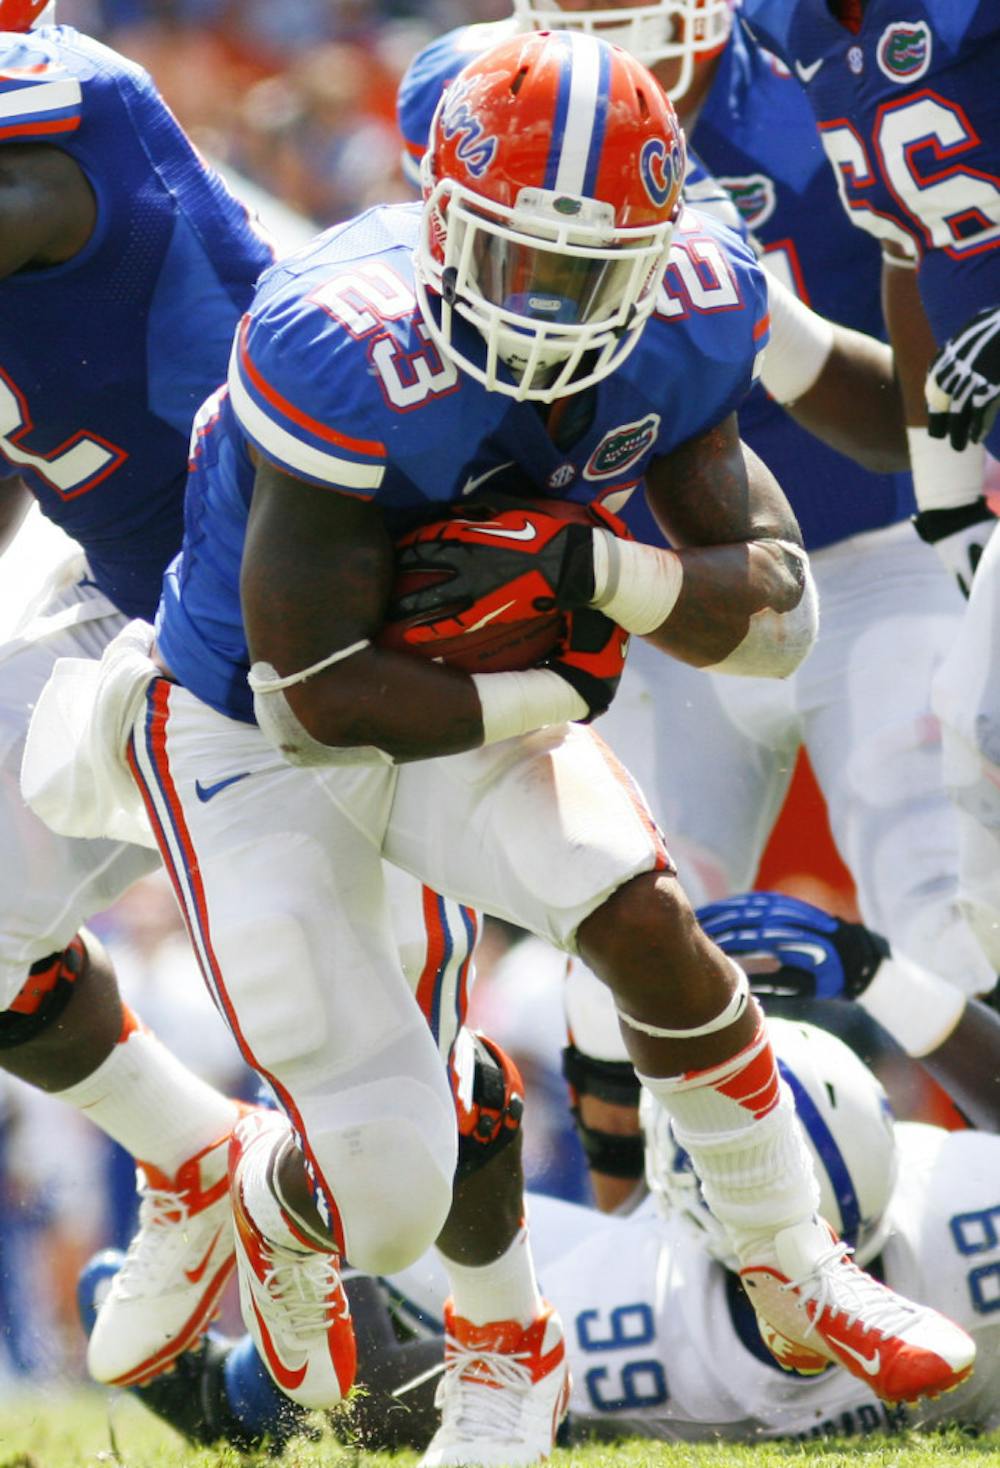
top-left (228, 316), bottom-right (386, 495)
top-left (0, 64), bottom-right (82, 139)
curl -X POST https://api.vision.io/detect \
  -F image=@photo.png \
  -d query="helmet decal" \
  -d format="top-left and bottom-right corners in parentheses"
top-left (440, 78), bottom-right (498, 180)
top-left (640, 135), bottom-right (681, 210)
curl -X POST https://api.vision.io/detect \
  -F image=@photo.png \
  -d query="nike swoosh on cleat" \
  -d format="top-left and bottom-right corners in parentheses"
top-left (794, 57), bottom-right (824, 82)
top-left (250, 1296), bottom-right (309, 1391)
top-left (195, 771), bottom-right (251, 803)
top-left (453, 521), bottom-right (538, 542)
top-left (184, 1227), bottom-right (225, 1284)
top-left (829, 1336), bottom-right (881, 1375)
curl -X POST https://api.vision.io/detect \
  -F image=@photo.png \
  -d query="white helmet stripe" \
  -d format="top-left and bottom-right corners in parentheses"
top-left (551, 32), bottom-right (607, 199)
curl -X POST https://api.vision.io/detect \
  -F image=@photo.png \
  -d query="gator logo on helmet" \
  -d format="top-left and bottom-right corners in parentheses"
top-left (876, 21), bottom-right (931, 83)
top-left (640, 135), bottom-right (683, 212)
top-left (440, 79), bottom-right (498, 179)
top-left (718, 174), bottom-right (776, 231)
top-left (584, 413), bottom-right (660, 480)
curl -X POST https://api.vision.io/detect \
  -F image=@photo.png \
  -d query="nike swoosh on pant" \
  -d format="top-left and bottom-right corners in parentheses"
top-left (195, 771), bottom-right (252, 803)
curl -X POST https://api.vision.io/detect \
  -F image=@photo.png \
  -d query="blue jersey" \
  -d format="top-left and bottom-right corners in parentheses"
top-left (742, 0), bottom-right (1000, 458)
top-left (157, 201), bottom-right (768, 722)
top-left (396, 19), bottom-right (913, 550)
top-left (0, 26), bottom-right (273, 617)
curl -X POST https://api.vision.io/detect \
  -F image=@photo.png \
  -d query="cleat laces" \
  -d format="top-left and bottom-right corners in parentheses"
top-left (436, 1335), bottom-right (537, 1441)
top-left (782, 1237), bottom-right (918, 1341)
top-left (260, 1250), bottom-right (350, 1348)
top-left (113, 1187), bottom-right (199, 1299)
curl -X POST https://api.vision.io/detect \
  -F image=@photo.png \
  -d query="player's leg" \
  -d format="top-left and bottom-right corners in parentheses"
top-left (0, 575), bottom-right (242, 1385)
top-left (932, 516), bottom-right (1000, 973)
top-left (126, 678), bottom-right (458, 1410)
top-left (384, 865), bottom-right (570, 1466)
top-left (805, 524), bottom-right (993, 994)
top-left (387, 726), bottom-right (976, 1404)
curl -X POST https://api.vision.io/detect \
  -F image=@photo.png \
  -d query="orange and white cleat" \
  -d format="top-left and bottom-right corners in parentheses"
top-left (421, 1299), bottom-right (571, 1468)
top-left (87, 1125), bottom-right (240, 1387)
top-left (229, 1109), bottom-right (356, 1411)
top-left (740, 1216), bottom-right (976, 1403)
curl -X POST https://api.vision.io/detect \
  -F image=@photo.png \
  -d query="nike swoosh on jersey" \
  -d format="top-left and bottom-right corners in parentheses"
top-left (828, 1336), bottom-right (881, 1376)
top-left (460, 460), bottom-right (516, 497)
top-left (195, 771), bottom-right (251, 803)
top-left (794, 57), bottom-right (824, 82)
top-left (454, 521), bottom-right (538, 542)
top-left (184, 1227), bottom-right (225, 1285)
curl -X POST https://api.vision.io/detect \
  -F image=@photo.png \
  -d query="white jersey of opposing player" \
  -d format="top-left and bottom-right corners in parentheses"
top-left (387, 1122), bottom-right (1000, 1440)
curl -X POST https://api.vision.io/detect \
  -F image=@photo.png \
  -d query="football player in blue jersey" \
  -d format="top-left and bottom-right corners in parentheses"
top-left (78, 892), bottom-right (1000, 1450)
top-left (38, 29), bottom-right (981, 1457)
top-left (395, 0), bottom-right (993, 1026)
top-left (0, 0), bottom-right (282, 1395)
top-left (0, 0), bottom-right (514, 1416)
top-left (740, 0), bottom-right (1000, 978)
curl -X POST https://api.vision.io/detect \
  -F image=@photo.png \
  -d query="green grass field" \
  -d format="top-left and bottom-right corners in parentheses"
top-left (2, 1391), bottom-right (1000, 1468)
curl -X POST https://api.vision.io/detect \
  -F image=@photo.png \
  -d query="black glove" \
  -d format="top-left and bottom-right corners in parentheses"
top-left (697, 891), bottom-right (888, 1001)
top-left (912, 497), bottom-right (996, 597)
top-left (927, 304), bottom-right (1000, 452)
top-left (545, 607), bottom-right (629, 722)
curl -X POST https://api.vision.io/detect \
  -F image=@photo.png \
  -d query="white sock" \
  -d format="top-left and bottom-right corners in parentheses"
top-left (441, 1225), bottom-right (542, 1328)
top-left (639, 1012), bottom-right (818, 1263)
top-left (53, 1010), bottom-right (239, 1174)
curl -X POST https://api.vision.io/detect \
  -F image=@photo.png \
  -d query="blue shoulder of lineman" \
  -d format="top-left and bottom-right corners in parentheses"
top-left (396, 19), bottom-right (519, 190)
top-left (225, 209), bottom-right (432, 498)
top-left (0, 24), bottom-right (85, 141)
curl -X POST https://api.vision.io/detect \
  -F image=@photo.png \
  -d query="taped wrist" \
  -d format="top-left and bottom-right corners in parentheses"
top-left (562, 1042), bottom-right (645, 1179)
top-left (906, 426), bottom-right (986, 512)
top-left (912, 497), bottom-right (994, 545)
top-left (471, 668), bottom-right (587, 744)
top-left (591, 530), bottom-right (683, 635)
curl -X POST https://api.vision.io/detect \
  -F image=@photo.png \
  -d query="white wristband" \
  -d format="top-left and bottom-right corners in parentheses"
top-left (858, 952), bottom-right (966, 1057)
top-left (471, 668), bottom-right (586, 746)
top-left (759, 272), bottom-right (835, 405)
top-left (591, 530), bottom-right (683, 634)
top-left (906, 425), bottom-right (986, 511)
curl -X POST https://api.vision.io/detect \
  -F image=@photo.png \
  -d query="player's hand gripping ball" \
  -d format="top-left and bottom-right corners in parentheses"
top-left (378, 492), bottom-right (630, 675)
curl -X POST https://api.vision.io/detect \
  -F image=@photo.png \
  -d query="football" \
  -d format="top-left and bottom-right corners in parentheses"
top-left (377, 495), bottom-right (615, 674)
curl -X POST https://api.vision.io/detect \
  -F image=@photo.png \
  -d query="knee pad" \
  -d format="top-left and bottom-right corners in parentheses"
top-left (453, 1031), bottom-right (524, 1182)
top-left (0, 935), bottom-right (85, 1048)
top-left (322, 1112), bottom-right (454, 1276)
top-left (562, 1040), bottom-right (645, 1180)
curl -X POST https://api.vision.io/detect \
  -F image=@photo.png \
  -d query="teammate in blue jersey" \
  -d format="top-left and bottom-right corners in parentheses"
top-left (78, 893), bottom-right (1000, 1449)
top-left (395, 1), bottom-right (992, 1019)
top-left (0, 0), bottom-right (284, 1394)
top-left (41, 29), bottom-right (981, 1459)
top-left (740, 0), bottom-right (1000, 977)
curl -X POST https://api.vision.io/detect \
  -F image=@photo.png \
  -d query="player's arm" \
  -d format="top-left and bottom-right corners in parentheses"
top-left (882, 248), bottom-right (994, 595)
top-left (593, 411), bottom-right (816, 675)
top-left (0, 474), bottom-right (32, 556)
top-left (0, 144), bottom-right (95, 276)
top-left (761, 273), bottom-right (908, 474)
top-left (241, 457), bottom-right (603, 762)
